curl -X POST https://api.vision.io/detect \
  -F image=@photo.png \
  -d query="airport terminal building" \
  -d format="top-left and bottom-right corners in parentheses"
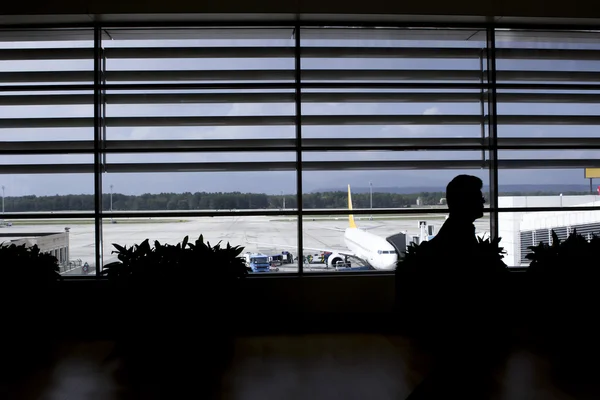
top-left (0, 231), bottom-right (70, 271)
top-left (499, 195), bottom-right (600, 266)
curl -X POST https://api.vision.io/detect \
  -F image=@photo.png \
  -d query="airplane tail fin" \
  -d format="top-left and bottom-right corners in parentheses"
top-left (348, 184), bottom-right (357, 229)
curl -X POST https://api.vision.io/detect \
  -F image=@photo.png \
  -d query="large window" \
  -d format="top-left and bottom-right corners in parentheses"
top-left (0, 29), bottom-right (95, 275)
top-left (1, 25), bottom-right (598, 273)
top-left (495, 29), bottom-right (600, 266)
top-left (299, 27), bottom-right (491, 272)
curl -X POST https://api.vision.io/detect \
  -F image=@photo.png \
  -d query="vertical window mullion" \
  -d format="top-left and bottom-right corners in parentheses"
top-left (295, 25), bottom-right (304, 276)
top-left (102, 51), bottom-right (107, 172)
top-left (486, 27), bottom-right (499, 239)
top-left (479, 50), bottom-right (486, 166)
top-left (93, 25), bottom-right (104, 275)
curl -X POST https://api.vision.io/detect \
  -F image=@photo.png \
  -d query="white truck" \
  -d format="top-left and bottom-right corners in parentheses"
top-left (244, 252), bottom-right (273, 273)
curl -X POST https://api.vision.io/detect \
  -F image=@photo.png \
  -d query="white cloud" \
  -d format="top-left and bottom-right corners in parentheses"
top-left (422, 107), bottom-right (440, 115)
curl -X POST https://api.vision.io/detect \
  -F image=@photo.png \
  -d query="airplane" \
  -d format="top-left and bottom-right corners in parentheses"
top-left (246, 185), bottom-right (400, 271)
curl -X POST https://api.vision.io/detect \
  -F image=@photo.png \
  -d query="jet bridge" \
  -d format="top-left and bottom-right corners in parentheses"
top-left (387, 221), bottom-right (437, 258)
top-left (386, 232), bottom-right (408, 257)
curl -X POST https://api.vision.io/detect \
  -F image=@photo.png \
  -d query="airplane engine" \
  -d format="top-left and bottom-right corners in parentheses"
top-left (327, 253), bottom-right (346, 269)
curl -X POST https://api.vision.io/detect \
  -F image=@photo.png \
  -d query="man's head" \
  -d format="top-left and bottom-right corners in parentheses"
top-left (446, 175), bottom-right (485, 222)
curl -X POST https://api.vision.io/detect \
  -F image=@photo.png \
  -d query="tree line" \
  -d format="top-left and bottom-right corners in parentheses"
top-left (5, 191), bottom-right (436, 212)
top-left (1, 190), bottom-right (590, 213)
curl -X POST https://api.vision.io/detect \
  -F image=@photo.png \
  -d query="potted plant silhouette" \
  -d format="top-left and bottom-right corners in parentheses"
top-left (1, 242), bottom-right (61, 285)
top-left (396, 235), bottom-right (507, 274)
top-left (1, 242), bottom-right (62, 374)
top-left (101, 234), bottom-right (248, 386)
top-left (1, 242), bottom-right (61, 320)
top-left (102, 234), bottom-right (248, 295)
top-left (527, 229), bottom-right (600, 273)
top-left (395, 235), bottom-right (511, 396)
top-left (395, 235), bottom-right (508, 337)
top-left (526, 229), bottom-right (600, 352)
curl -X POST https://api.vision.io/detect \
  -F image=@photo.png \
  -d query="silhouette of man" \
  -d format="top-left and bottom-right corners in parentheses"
top-left (403, 175), bottom-right (505, 400)
top-left (426, 174), bottom-right (485, 253)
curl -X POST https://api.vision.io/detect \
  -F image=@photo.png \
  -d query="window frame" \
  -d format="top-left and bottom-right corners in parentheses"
top-left (2, 22), bottom-right (600, 275)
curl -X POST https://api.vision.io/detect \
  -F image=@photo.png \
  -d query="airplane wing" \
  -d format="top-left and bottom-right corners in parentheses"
top-left (321, 227), bottom-right (345, 232)
top-left (360, 224), bottom-right (386, 231)
top-left (320, 224), bottom-right (383, 232)
top-left (244, 238), bottom-right (356, 258)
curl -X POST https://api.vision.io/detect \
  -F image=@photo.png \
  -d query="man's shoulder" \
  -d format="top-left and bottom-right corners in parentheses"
top-left (415, 239), bottom-right (449, 257)
top-left (426, 233), bottom-right (449, 248)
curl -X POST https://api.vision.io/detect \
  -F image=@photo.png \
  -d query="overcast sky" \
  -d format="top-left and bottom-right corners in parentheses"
top-left (0, 34), bottom-right (599, 196)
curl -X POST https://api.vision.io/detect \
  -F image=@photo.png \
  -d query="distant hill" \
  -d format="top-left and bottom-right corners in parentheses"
top-left (313, 186), bottom-right (445, 194)
top-left (494, 184), bottom-right (592, 194)
top-left (313, 184), bottom-right (594, 195)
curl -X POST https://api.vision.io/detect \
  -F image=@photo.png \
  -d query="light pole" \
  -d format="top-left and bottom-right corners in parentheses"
top-left (109, 184), bottom-right (114, 223)
top-left (560, 193), bottom-right (563, 208)
top-left (281, 191), bottom-right (285, 210)
top-left (1, 186), bottom-right (4, 215)
top-left (369, 182), bottom-right (373, 220)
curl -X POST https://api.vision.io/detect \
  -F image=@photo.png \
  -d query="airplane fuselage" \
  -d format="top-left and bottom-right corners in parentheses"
top-left (344, 227), bottom-right (398, 270)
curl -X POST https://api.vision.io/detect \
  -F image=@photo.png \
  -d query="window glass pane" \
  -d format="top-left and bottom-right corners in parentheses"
top-left (105, 88), bottom-right (295, 141)
top-left (103, 215), bottom-right (299, 274)
top-left (0, 217), bottom-right (95, 276)
top-left (495, 29), bottom-right (600, 72)
top-left (499, 181), bottom-right (600, 268)
top-left (500, 208), bottom-right (600, 267)
top-left (498, 150), bottom-right (600, 160)
top-left (102, 26), bottom-right (295, 142)
top-left (302, 167), bottom-right (489, 210)
top-left (499, 168), bottom-right (600, 196)
top-left (301, 27), bottom-right (488, 143)
top-left (302, 166), bottom-right (490, 273)
top-left (234, 215), bottom-right (298, 274)
top-left (504, 209), bottom-right (600, 267)
top-left (496, 28), bottom-right (600, 229)
top-left (298, 26), bottom-right (491, 272)
top-left (303, 150), bottom-right (483, 162)
top-left (0, 29), bottom-right (95, 276)
top-left (0, 30), bottom-right (94, 150)
top-left (105, 152), bottom-right (294, 164)
top-left (0, 154), bottom-right (94, 204)
top-left (301, 210), bottom-right (492, 273)
top-left (102, 171), bottom-right (296, 210)
top-left (99, 27), bottom-right (299, 273)
top-left (0, 33), bottom-right (93, 74)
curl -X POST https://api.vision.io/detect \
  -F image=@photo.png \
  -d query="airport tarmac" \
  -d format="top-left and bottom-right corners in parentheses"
top-left (1, 214), bottom-right (490, 275)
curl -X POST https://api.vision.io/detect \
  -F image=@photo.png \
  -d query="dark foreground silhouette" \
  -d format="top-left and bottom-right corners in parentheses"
top-left (399, 175), bottom-right (509, 399)
top-left (418, 174), bottom-right (487, 263)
